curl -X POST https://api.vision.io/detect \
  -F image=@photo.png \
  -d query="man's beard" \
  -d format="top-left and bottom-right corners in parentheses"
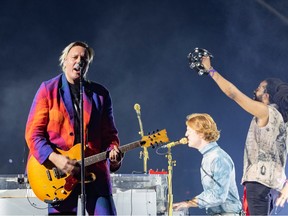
top-left (253, 92), bottom-right (263, 102)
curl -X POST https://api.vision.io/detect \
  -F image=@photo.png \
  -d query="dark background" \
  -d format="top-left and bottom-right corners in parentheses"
top-left (1, 0), bottom-right (288, 215)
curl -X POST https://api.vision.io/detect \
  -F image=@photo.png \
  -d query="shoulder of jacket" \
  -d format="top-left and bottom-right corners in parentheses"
top-left (85, 80), bottom-right (109, 95)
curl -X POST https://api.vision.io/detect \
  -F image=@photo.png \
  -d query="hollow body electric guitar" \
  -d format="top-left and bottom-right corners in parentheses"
top-left (27, 129), bottom-right (169, 204)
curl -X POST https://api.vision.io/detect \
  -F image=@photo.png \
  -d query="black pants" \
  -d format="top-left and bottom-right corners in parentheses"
top-left (245, 182), bottom-right (273, 215)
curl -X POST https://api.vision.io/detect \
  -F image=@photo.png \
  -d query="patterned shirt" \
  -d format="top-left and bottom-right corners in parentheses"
top-left (242, 104), bottom-right (287, 190)
top-left (197, 142), bottom-right (242, 214)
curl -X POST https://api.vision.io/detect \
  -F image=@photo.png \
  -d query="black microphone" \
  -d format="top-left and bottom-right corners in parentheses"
top-left (79, 59), bottom-right (85, 68)
top-left (74, 60), bottom-right (86, 72)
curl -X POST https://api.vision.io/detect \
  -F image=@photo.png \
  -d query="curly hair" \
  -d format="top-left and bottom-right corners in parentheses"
top-left (186, 113), bottom-right (220, 142)
top-left (265, 78), bottom-right (288, 122)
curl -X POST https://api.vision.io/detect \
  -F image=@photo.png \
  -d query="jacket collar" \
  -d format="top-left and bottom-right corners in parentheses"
top-left (199, 142), bottom-right (218, 155)
top-left (58, 74), bottom-right (92, 130)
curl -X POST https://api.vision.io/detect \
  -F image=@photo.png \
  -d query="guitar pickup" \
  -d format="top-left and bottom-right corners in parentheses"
top-left (52, 167), bottom-right (66, 179)
top-left (52, 167), bottom-right (60, 179)
top-left (46, 169), bottom-right (52, 181)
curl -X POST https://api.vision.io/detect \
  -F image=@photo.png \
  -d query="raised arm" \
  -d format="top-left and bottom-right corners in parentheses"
top-left (202, 56), bottom-right (269, 126)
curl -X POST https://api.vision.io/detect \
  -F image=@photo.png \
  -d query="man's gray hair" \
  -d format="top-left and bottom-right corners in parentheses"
top-left (59, 41), bottom-right (94, 72)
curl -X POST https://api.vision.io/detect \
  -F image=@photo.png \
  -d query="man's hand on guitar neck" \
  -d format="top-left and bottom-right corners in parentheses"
top-left (48, 152), bottom-right (80, 175)
top-left (109, 145), bottom-right (123, 172)
top-left (109, 145), bottom-right (123, 164)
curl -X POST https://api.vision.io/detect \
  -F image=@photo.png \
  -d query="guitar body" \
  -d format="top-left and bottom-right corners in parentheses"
top-left (27, 145), bottom-right (84, 203)
top-left (27, 129), bottom-right (169, 203)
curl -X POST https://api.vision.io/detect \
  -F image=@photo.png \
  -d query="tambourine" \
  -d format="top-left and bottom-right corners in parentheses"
top-left (187, 48), bottom-right (213, 75)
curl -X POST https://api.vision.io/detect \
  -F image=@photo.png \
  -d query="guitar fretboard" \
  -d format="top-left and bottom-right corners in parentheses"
top-left (81, 140), bottom-right (144, 167)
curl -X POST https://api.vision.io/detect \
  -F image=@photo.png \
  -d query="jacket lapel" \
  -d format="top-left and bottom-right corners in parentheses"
top-left (59, 76), bottom-right (100, 141)
top-left (59, 74), bottom-right (75, 126)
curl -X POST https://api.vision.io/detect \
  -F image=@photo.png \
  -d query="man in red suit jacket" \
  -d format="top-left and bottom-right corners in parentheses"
top-left (25, 41), bottom-right (122, 215)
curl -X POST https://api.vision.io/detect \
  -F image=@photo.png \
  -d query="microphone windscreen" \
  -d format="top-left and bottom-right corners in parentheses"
top-left (179, 137), bottom-right (188, 144)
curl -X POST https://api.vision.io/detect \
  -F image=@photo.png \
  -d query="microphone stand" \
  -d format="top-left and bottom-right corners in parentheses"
top-left (79, 70), bottom-right (86, 216)
top-left (134, 104), bottom-right (149, 173)
top-left (166, 146), bottom-right (176, 216)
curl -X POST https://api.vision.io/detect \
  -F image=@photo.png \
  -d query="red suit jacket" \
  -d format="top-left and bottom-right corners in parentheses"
top-left (25, 73), bottom-right (120, 195)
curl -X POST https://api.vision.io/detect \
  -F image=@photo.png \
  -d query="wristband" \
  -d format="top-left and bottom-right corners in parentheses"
top-left (208, 67), bottom-right (216, 77)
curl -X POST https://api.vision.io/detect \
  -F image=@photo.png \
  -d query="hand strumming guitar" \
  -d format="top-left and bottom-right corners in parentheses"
top-left (48, 152), bottom-right (80, 175)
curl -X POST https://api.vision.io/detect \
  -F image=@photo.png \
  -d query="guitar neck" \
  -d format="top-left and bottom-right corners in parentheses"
top-left (82, 140), bottom-right (144, 167)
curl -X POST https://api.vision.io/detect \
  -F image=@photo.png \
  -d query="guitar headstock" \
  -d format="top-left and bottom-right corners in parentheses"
top-left (141, 129), bottom-right (169, 148)
top-left (187, 48), bottom-right (213, 76)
